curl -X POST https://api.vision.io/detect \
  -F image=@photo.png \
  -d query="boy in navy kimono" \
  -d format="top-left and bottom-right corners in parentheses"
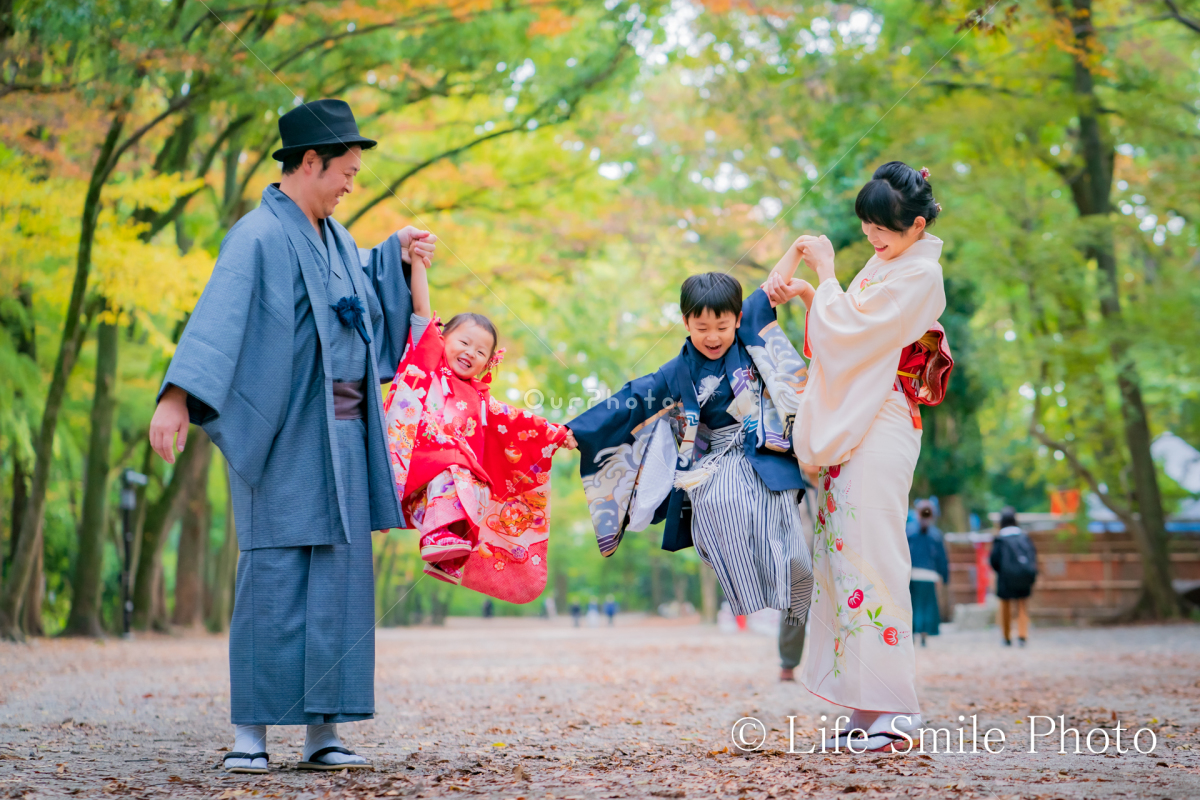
top-left (567, 273), bottom-right (814, 625)
top-left (149, 100), bottom-right (435, 773)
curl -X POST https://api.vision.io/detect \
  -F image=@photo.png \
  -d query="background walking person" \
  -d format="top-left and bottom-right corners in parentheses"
top-left (990, 507), bottom-right (1038, 647)
top-left (907, 500), bottom-right (949, 647)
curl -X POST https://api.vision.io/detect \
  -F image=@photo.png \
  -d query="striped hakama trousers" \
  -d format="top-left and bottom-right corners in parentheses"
top-left (685, 425), bottom-right (813, 625)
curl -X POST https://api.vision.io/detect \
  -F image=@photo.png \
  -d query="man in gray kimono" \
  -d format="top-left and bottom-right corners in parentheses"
top-left (149, 99), bottom-right (435, 773)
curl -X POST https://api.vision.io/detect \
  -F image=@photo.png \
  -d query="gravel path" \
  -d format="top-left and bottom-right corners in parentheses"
top-left (1, 617), bottom-right (1198, 798)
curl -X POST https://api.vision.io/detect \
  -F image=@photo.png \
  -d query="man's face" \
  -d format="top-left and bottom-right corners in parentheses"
top-left (305, 146), bottom-right (362, 219)
top-left (683, 309), bottom-right (741, 360)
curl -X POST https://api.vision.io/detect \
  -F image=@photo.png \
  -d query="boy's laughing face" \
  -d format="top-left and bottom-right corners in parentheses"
top-left (683, 309), bottom-right (742, 360)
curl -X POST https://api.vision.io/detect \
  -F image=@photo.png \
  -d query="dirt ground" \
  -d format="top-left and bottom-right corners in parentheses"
top-left (1, 616), bottom-right (1198, 799)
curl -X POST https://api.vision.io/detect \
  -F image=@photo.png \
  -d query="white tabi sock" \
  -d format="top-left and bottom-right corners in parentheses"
top-left (824, 710), bottom-right (878, 748)
top-left (866, 711), bottom-right (923, 745)
top-left (226, 724), bottom-right (268, 771)
top-left (303, 723), bottom-right (367, 766)
top-left (848, 710), bottom-right (880, 733)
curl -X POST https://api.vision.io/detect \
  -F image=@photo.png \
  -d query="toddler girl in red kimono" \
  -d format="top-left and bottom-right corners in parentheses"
top-left (382, 259), bottom-right (576, 591)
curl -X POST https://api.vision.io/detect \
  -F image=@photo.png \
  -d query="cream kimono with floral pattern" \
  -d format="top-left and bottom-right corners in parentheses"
top-left (796, 236), bottom-right (946, 714)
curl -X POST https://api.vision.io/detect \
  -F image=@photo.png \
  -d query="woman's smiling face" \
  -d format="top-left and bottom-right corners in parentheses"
top-left (862, 217), bottom-right (925, 261)
top-left (443, 322), bottom-right (495, 379)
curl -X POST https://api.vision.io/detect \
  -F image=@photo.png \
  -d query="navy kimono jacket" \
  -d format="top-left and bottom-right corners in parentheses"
top-left (162, 184), bottom-right (410, 550)
top-left (569, 288), bottom-right (808, 555)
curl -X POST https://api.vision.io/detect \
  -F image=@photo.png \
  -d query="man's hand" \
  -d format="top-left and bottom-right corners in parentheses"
top-left (398, 226), bottom-right (437, 270)
top-left (764, 272), bottom-right (816, 310)
top-left (149, 386), bottom-right (190, 464)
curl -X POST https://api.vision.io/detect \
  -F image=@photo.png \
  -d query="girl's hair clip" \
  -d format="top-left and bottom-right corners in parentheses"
top-left (919, 167), bottom-right (931, 180)
top-left (934, 202), bottom-right (943, 212)
top-left (486, 347), bottom-right (507, 372)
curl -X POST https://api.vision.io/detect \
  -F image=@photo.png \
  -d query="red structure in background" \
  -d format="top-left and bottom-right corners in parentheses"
top-left (973, 541), bottom-right (989, 604)
top-left (1049, 489), bottom-right (1081, 516)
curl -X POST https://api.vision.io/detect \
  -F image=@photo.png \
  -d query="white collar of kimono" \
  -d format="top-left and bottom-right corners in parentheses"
top-left (885, 233), bottom-right (942, 265)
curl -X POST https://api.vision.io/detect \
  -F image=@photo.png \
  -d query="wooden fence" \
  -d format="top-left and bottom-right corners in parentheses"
top-left (944, 526), bottom-right (1200, 621)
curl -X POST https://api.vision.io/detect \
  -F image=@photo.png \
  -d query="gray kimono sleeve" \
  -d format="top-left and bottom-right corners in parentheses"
top-left (359, 233), bottom-right (412, 382)
top-left (160, 236), bottom-right (260, 422)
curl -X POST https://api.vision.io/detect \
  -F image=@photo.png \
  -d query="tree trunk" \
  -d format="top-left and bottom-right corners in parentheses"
top-left (22, 538), bottom-right (44, 636)
top-left (940, 494), bottom-right (968, 534)
top-left (64, 317), bottom-right (120, 637)
top-left (3, 283), bottom-right (35, 620)
top-left (205, 461), bottom-right (238, 632)
top-left (131, 425), bottom-right (206, 630)
top-left (126, 442), bottom-right (155, 601)
top-left (1059, 0), bottom-right (1177, 618)
top-left (5, 449), bottom-right (23, 585)
top-left (0, 105), bottom-right (127, 640)
top-left (699, 564), bottom-right (717, 624)
top-left (0, 0), bottom-right (15, 43)
top-left (170, 433), bottom-right (212, 629)
top-left (650, 553), bottom-right (664, 612)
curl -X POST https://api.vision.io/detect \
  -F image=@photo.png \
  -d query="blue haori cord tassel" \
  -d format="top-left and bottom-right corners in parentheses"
top-left (331, 295), bottom-right (372, 345)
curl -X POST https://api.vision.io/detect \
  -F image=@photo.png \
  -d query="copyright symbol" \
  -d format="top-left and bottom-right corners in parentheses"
top-left (731, 717), bottom-right (767, 751)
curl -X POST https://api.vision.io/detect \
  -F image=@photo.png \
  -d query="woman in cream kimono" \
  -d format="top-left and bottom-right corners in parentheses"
top-left (765, 161), bottom-right (947, 752)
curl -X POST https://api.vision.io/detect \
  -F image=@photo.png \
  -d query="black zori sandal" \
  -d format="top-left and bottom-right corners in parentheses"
top-left (223, 751), bottom-right (270, 774)
top-left (297, 746), bottom-right (374, 771)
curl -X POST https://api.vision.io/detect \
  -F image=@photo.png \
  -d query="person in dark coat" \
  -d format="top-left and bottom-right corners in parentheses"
top-left (907, 500), bottom-right (949, 646)
top-left (149, 99), bottom-right (436, 773)
top-left (989, 507), bottom-right (1038, 646)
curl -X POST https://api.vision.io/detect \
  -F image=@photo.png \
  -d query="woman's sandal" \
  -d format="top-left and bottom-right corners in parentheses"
top-left (223, 751), bottom-right (269, 774)
top-left (296, 746), bottom-right (374, 771)
top-left (865, 731), bottom-right (910, 752)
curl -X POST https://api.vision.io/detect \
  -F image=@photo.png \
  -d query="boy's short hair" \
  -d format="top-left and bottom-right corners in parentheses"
top-left (680, 272), bottom-right (742, 320)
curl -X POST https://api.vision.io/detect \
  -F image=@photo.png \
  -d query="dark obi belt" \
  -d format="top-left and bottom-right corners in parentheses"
top-left (333, 380), bottom-right (365, 420)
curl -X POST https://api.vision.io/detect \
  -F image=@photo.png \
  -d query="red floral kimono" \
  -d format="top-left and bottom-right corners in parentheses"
top-left (382, 318), bottom-right (568, 603)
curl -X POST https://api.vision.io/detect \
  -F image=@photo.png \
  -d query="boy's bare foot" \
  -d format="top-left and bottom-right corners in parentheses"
top-left (779, 667), bottom-right (795, 682)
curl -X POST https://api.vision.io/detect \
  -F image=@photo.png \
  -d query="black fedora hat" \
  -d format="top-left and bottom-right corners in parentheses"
top-left (272, 98), bottom-right (377, 162)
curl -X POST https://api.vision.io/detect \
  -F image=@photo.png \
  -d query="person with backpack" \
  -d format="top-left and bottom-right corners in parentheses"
top-left (989, 507), bottom-right (1038, 646)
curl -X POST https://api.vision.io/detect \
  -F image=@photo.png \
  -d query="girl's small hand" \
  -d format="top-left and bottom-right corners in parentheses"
top-left (408, 233), bottom-right (437, 267)
top-left (764, 271), bottom-right (791, 305)
top-left (561, 429), bottom-right (578, 451)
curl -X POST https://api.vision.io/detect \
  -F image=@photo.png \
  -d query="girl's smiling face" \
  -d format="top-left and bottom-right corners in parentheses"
top-left (443, 322), bottom-right (495, 379)
top-left (862, 216), bottom-right (926, 261)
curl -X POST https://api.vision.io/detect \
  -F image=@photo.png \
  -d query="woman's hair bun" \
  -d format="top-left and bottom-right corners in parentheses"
top-left (854, 160), bottom-right (940, 232)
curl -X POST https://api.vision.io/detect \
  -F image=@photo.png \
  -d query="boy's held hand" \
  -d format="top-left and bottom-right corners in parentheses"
top-left (764, 273), bottom-right (815, 309)
top-left (561, 430), bottom-right (579, 451)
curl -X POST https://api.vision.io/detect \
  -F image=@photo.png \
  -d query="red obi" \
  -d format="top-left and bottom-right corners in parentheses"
top-left (894, 321), bottom-right (954, 429)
